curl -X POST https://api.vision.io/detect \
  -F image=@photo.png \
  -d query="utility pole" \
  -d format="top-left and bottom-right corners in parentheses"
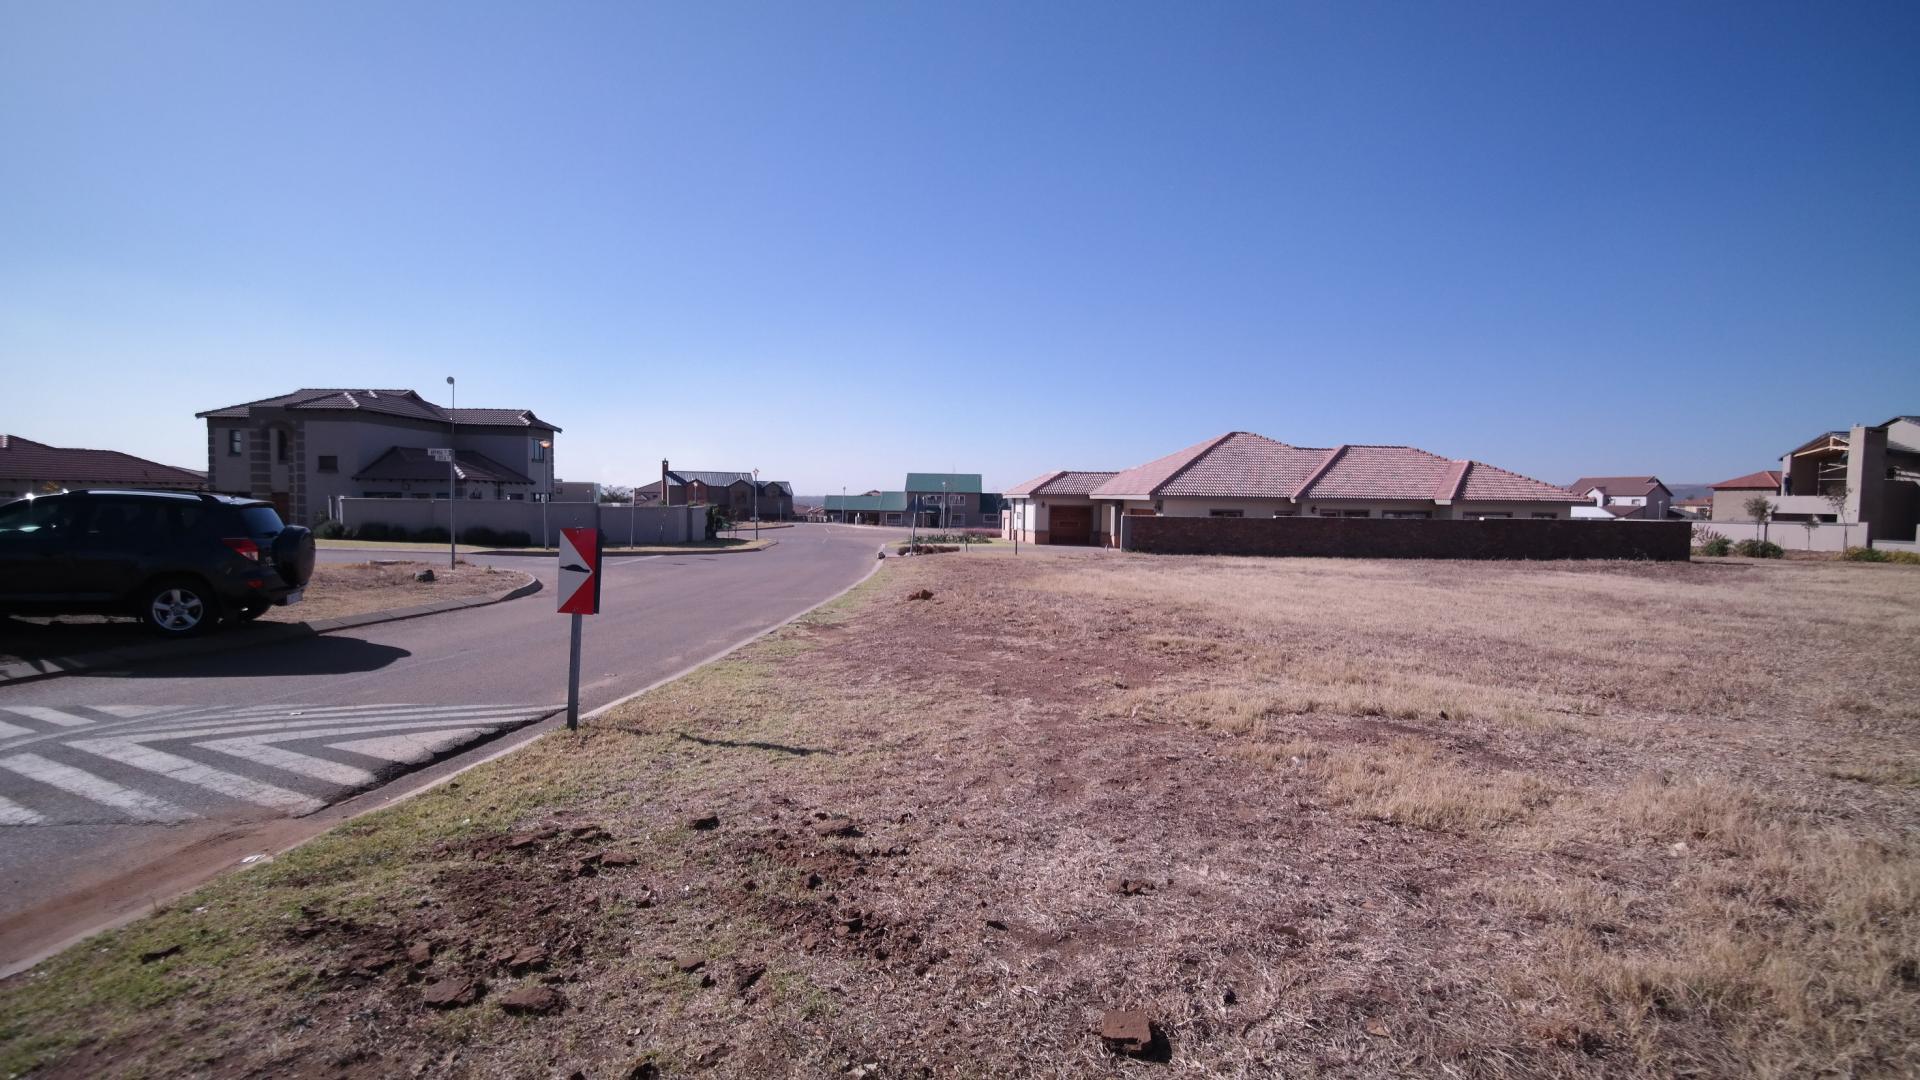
top-left (753, 468), bottom-right (760, 540)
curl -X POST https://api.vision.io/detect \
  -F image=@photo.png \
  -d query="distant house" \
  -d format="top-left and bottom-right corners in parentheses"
top-left (197, 388), bottom-right (560, 525)
top-left (553, 480), bottom-right (602, 502)
top-left (820, 490), bottom-right (910, 526)
top-left (904, 473), bottom-right (999, 529)
top-left (816, 473), bottom-right (1003, 528)
top-left (0, 434), bottom-right (206, 501)
top-left (1008, 432), bottom-right (1582, 546)
top-left (1708, 471), bottom-right (1786, 523)
top-left (634, 463), bottom-right (794, 520)
top-left (1673, 496), bottom-right (1713, 520)
top-left (1569, 476), bottom-right (1673, 520)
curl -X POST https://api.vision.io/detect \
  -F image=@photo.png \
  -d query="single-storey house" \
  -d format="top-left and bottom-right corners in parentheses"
top-left (1007, 431), bottom-right (1583, 546)
top-left (0, 434), bottom-right (207, 502)
top-left (1569, 476), bottom-right (1674, 520)
top-left (634, 463), bottom-right (795, 520)
top-left (1002, 470), bottom-right (1118, 545)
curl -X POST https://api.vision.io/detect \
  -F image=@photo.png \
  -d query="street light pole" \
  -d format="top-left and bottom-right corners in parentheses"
top-left (753, 468), bottom-right (759, 540)
top-left (445, 376), bottom-right (457, 569)
top-left (539, 438), bottom-right (552, 548)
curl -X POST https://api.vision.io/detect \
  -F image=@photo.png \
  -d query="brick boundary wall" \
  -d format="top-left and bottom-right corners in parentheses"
top-left (1125, 517), bottom-right (1692, 561)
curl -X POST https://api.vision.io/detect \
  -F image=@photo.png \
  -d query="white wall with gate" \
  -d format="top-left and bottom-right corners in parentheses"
top-left (1690, 519), bottom-right (1871, 552)
top-left (337, 498), bottom-right (706, 546)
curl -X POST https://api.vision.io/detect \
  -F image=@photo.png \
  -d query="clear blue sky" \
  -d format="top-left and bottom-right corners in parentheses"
top-left (3, 1), bottom-right (1916, 494)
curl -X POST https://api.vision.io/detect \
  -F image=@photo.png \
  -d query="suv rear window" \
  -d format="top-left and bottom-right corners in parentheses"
top-left (238, 507), bottom-right (285, 535)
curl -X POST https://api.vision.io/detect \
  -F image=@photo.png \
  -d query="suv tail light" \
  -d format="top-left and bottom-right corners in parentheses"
top-left (223, 538), bottom-right (261, 561)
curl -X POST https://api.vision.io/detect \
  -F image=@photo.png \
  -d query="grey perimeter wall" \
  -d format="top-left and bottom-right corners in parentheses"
top-left (339, 499), bottom-right (705, 546)
top-left (1125, 516), bottom-right (1692, 561)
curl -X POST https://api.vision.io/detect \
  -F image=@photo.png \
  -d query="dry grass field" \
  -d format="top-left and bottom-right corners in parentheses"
top-left (2, 551), bottom-right (1916, 1078)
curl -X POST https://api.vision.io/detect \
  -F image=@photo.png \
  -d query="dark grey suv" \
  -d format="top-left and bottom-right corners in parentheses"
top-left (0, 490), bottom-right (315, 635)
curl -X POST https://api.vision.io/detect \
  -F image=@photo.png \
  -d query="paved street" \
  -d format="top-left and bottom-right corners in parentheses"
top-left (0, 523), bottom-right (901, 944)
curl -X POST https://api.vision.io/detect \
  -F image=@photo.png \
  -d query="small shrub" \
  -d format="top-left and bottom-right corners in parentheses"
top-left (412, 526), bottom-right (451, 544)
top-left (313, 519), bottom-right (347, 539)
top-left (1843, 546), bottom-right (1890, 562)
top-left (1894, 551), bottom-right (1920, 565)
top-left (352, 522), bottom-right (399, 542)
top-left (1734, 539), bottom-right (1783, 559)
top-left (1697, 536), bottom-right (1733, 557)
top-left (456, 526), bottom-right (534, 548)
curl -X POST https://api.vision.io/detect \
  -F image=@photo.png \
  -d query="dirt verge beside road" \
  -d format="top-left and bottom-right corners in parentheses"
top-left (2, 553), bottom-right (1915, 1078)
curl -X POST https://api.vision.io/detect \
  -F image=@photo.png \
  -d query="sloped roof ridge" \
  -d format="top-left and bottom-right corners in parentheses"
top-left (1154, 431), bottom-right (1250, 495)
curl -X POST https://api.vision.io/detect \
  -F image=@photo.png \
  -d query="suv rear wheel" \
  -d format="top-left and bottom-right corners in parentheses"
top-left (142, 578), bottom-right (217, 636)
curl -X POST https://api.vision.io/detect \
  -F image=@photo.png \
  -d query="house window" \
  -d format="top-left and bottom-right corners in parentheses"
top-left (532, 439), bottom-right (548, 463)
top-left (1318, 509), bottom-right (1369, 518)
top-left (1382, 511), bottom-right (1432, 519)
top-left (1209, 509), bottom-right (1244, 518)
top-left (227, 430), bottom-right (243, 456)
top-left (273, 430), bottom-right (289, 463)
top-left (1530, 512), bottom-right (1558, 519)
top-left (1271, 510), bottom-right (1297, 517)
top-left (950, 513), bottom-right (966, 526)
top-left (317, 455), bottom-right (338, 473)
top-left (1469, 512), bottom-right (1512, 520)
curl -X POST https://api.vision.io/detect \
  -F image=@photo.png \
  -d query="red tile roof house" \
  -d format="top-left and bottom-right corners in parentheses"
top-left (1006, 432), bottom-right (1583, 547)
top-left (0, 435), bottom-right (206, 501)
top-left (197, 389), bottom-right (561, 525)
top-left (1568, 476), bottom-right (1674, 520)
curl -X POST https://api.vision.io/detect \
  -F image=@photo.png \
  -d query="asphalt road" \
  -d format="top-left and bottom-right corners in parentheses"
top-left (0, 523), bottom-right (901, 940)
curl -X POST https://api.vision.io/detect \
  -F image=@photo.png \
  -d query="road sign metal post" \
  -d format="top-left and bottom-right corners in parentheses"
top-left (429, 446), bottom-right (457, 568)
top-left (557, 527), bottom-right (602, 731)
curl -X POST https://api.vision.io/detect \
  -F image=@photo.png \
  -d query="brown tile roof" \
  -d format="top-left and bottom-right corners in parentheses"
top-left (198, 389), bottom-right (561, 431)
top-left (0, 435), bottom-right (206, 489)
top-left (1006, 470), bottom-right (1118, 497)
top-left (1569, 476), bottom-right (1668, 499)
top-left (1711, 470), bottom-right (1783, 491)
top-left (1089, 433), bottom-right (1242, 499)
top-left (353, 446), bottom-right (533, 485)
top-left (1090, 431), bottom-right (1580, 505)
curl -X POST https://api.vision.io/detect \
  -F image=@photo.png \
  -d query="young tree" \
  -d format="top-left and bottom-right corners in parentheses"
top-left (1801, 518), bottom-right (1818, 552)
top-left (1743, 494), bottom-right (1772, 543)
top-left (598, 485), bottom-right (633, 504)
top-left (1824, 483), bottom-right (1852, 549)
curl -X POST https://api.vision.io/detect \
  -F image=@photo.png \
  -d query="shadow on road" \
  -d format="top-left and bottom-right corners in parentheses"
top-left (81, 635), bottom-right (412, 679)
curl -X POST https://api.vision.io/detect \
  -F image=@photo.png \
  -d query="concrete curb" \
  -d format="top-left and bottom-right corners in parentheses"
top-left (0, 573), bottom-right (543, 687)
top-left (475, 539), bottom-right (778, 558)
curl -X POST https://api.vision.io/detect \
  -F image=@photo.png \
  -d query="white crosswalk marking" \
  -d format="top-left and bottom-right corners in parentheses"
top-left (0, 795), bottom-right (45, 826)
top-left (0, 703), bottom-right (549, 826)
top-left (328, 728), bottom-right (491, 766)
top-left (91, 705), bottom-right (174, 718)
top-left (0, 753), bottom-right (196, 823)
top-left (3, 706), bottom-right (97, 727)
top-left (68, 739), bottom-right (326, 815)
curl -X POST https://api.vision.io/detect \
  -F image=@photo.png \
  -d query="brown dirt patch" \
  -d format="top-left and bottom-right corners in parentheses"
top-left (258, 560), bottom-right (521, 622)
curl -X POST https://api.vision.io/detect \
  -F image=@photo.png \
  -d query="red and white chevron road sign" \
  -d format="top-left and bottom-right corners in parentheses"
top-left (557, 527), bottom-right (601, 615)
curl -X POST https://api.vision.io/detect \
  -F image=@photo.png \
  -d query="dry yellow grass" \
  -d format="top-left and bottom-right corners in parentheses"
top-left (1039, 553), bottom-right (1920, 1077)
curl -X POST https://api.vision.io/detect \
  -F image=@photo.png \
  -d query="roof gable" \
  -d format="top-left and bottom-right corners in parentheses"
top-left (904, 472), bottom-right (982, 494)
top-left (1092, 431), bottom-right (1580, 505)
top-left (1568, 476), bottom-right (1670, 499)
top-left (198, 389), bottom-right (560, 431)
top-left (0, 434), bottom-right (206, 488)
top-left (1711, 470), bottom-right (1783, 491)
